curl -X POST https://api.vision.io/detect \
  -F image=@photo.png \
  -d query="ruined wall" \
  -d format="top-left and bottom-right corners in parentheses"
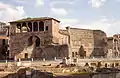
top-left (92, 30), bottom-right (107, 57)
top-left (9, 32), bottom-right (68, 59)
top-left (65, 27), bottom-right (108, 58)
top-left (35, 44), bottom-right (68, 59)
top-left (67, 28), bottom-right (94, 58)
top-left (52, 20), bottom-right (68, 45)
top-left (9, 18), bottom-right (69, 59)
top-left (9, 32), bottom-right (51, 58)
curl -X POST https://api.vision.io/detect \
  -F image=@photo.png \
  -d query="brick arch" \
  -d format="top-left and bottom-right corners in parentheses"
top-left (27, 36), bottom-right (40, 47)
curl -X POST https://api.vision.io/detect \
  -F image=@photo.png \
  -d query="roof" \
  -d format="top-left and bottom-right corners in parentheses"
top-left (69, 27), bottom-right (92, 31)
top-left (9, 17), bottom-right (60, 23)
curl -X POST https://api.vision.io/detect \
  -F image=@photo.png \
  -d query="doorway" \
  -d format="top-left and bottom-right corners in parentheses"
top-left (25, 53), bottom-right (28, 58)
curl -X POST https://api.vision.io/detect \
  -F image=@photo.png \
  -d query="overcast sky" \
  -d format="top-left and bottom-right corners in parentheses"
top-left (0, 0), bottom-right (120, 36)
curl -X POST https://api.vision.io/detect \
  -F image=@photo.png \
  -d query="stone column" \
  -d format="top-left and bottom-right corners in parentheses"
top-left (32, 22), bottom-right (33, 32)
top-left (113, 38), bottom-right (114, 57)
top-left (44, 21), bottom-right (45, 31)
top-left (37, 21), bottom-right (39, 32)
top-left (26, 22), bottom-right (28, 32)
top-left (20, 23), bottom-right (22, 33)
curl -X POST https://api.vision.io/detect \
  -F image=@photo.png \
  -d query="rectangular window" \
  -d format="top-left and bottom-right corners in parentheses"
top-left (25, 53), bottom-right (28, 58)
top-left (46, 26), bottom-right (48, 31)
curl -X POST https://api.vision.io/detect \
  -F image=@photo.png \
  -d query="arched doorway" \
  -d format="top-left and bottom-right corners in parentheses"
top-left (17, 23), bottom-right (21, 30)
top-left (33, 22), bottom-right (38, 31)
top-left (28, 22), bottom-right (32, 32)
top-left (35, 36), bottom-right (40, 47)
top-left (39, 21), bottom-right (44, 31)
top-left (16, 23), bottom-right (21, 33)
top-left (22, 22), bottom-right (27, 32)
top-left (27, 36), bottom-right (40, 47)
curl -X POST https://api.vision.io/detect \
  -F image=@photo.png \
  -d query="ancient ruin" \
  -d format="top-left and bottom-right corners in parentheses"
top-left (0, 17), bottom-right (118, 60)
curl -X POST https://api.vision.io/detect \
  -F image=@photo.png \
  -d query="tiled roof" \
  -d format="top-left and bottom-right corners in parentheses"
top-left (9, 17), bottom-right (60, 23)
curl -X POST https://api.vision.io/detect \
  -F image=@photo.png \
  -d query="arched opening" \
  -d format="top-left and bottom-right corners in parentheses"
top-left (79, 45), bottom-right (86, 58)
top-left (28, 22), bottom-right (32, 32)
top-left (16, 23), bottom-right (21, 33)
top-left (35, 36), bottom-right (40, 47)
top-left (2, 39), bottom-right (5, 45)
top-left (105, 63), bottom-right (107, 68)
top-left (1, 39), bottom-right (7, 59)
top-left (85, 63), bottom-right (89, 67)
top-left (72, 52), bottom-right (74, 57)
top-left (22, 22), bottom-right (27, 32)
top-left (25, 53), bottom-right (28, 58)
top-left (28, 36), bottom-right (33, 46)
top-left (46, 26), bottom-right (48, 31)
top-left (39, 21), bottom-right (44, 31)
top-left (22, 22), bottom-right (26, 27)
top-left (17, 23), bottom-right (21, 29)
top-left (33, 22), bottom-right (38, 31)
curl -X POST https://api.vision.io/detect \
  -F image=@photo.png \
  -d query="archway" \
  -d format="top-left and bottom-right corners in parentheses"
top-left (22, 22), bottom-right (27, 32)
top-left (35, 36), bottom-right (40, 47)
top-left (33, 22), bottom-right (38, 31)
top-left (16, 23), bottom-right (21, 33)
top-left (39, 21), bottom-right (44, 31)
top-left (28, 22), bottom-right (32, 32)
top-left (27, 36), bottom-right (40, 47)
top-left (17, 23), bottom-right (21, 29)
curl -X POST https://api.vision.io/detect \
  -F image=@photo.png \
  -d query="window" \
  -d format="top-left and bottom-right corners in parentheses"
top-left (39, 21), bottom-right (44, 31)
top-left (17, 23), bottom-right (21, 29)
top-left (28, 22), bottom-right (32, 32)
top-left (2, 39), bottom-right (5, 45)
top-left (46, 26), bottom-right (48, 31)
top-left (35, 36), bottom-right (40, 47)
top-left (25, 53), bottom-right (28, 58)
top-left (22, 22), bottom-right (27, 32)
top-left (72, 52), bottom-right (74, 57)
top-left (33, 22), bottom-right (38, 31)
top-left (75, 52), bottom-right (77, 55)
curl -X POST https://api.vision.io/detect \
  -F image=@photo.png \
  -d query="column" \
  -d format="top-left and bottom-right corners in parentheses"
top-left (113, 38), bottom-right (114, 57)
top-left (44, 21), bottom-right (45, 31)
top-left (32, 22), bottom-right (33, 32)
top-left (20, 23), bottom-right (22, 33)
top-left (37, 21), bottom-right (39, 32)
top-left (26, 22), bottom-right (28, 32)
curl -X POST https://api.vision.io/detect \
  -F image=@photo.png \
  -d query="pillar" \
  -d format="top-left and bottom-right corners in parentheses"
top-left (44, 21), bottom-right (45, 31)
top-left (26, 22), bottom-right (28, 32)
top-left (32, 22), bottom-right (33, 32)
top-left (37, 21), bottom-right (39, 32)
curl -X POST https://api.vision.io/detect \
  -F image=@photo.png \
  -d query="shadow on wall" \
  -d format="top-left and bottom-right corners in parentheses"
top-left (91, 31), bottom-right (108, 58)
top-left (40, 44), bottom-right (69, 60)
top-left (16, 36), bottom-right (41, 59)
top-left (16, 35), bottom-right (69, 60)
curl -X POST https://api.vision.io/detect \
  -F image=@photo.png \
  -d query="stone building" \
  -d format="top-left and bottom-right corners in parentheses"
top-left (9, 17), bottom-right (68, 59)
top-left (65, 27), bottom-right (107, 58)
top-left (107, 34), bottom-right (120, 58)
top-left (0, 17), bottom-right (108, 60)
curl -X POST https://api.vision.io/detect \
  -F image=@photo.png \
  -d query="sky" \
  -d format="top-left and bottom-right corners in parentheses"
top-left (0, 0), bottom-right (120, 36)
